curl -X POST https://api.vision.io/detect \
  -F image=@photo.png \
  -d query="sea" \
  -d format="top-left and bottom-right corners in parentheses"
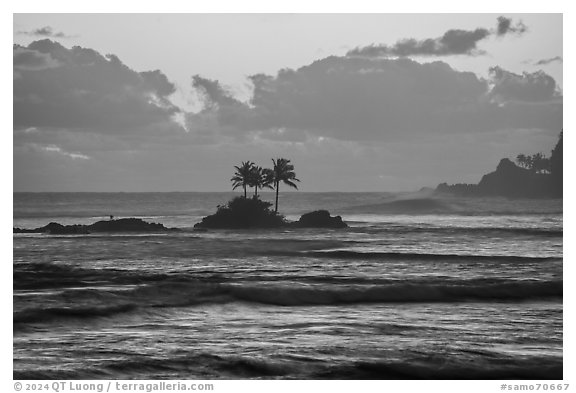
top-left (13, 192), bottom-right (563, 379)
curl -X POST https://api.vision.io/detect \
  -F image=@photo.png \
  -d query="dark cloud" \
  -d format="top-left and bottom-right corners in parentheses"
top-left (347, 28), bottom-right (490, 57)
top-left (13, 45), bottom-right (59, 71)
top-left (188, 56), bottom-right (562, 142)
top-left (496, 16), bottom-right (527, 36)
top-left (14, 40), bottom-right (182, 133)
top-left (534, 56), bottom-right (563, 66)
top-left (142, 70), bottom-right (178, 97)
top-left (17, 26), bottom-right (75, 38)
top-left (489, 67), bottom-right (561, 103)
top-left (192, 75), bottom-right (247, 111)
top-left (347, 16), bottom-right (527, 58)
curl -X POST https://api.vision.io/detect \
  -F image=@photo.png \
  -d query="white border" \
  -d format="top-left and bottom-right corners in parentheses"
top-left (4, 2), bottom-right (572, 391)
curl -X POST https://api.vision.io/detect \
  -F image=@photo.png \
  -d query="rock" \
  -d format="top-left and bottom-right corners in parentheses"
top-left (436, 133), bottom-right (562, 199)
top-left (45, 222), bottom-right (90, 235)
top-left (13, 227), bottom-right (37, 234)
top-left (437, 158), bottom-right (558, 198)
top-left (476, 158), bottom-right (552, 198)
top-left (12, 222), bottom-right (88, 234)
top-left (13, 218), bottom-right (178, 234)
top-left (194, 197), bottom-right (348, 230)
top-left (194, 197), bottom-right (286, 229)
top-left (293, 210), bottom-right (348, 228)
top-left (88, 218), bottom-right (174, 232)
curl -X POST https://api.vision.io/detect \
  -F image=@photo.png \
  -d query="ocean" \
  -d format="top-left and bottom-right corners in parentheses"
top-left (13, 192), bottom-right (563, 379)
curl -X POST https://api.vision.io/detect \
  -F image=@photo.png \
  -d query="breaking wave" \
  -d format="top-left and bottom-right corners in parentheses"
top-left (14, 277), bottom-right (562, 326)
top-left (281, 250), bottom-right (561, 263)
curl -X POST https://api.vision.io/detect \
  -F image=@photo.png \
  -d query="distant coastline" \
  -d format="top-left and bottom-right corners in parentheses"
top-left (436, 133), bottom-right (562, 199)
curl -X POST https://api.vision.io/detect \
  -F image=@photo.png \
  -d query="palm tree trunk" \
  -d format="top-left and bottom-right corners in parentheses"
top-left (243, 185), bottom-right (247, 198)
top-left (255, 186), bottom-right (258, 198)
top-left (275, 181), bottom-right (280, 213)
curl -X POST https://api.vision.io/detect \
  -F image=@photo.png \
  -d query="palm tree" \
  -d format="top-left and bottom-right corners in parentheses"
top-left (249, 166), bottom-right (274, 198)
top-left (269, 158), bottom-right (300, 213)
top-left (531, 152), bottom-right (550, 174)
top-left (516, 154), bottom-right (527, 168)
top-left (231, 161), bottom-right (254, 198)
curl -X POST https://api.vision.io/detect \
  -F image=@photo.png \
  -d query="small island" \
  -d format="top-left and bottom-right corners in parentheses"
top-left (194, 158), bottom-right (348, 229)
top-left (436, 132), bottom-right (562, 198)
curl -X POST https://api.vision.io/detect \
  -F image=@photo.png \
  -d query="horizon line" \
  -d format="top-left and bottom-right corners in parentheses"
top-left (12, 190), bottom-right (417, 194)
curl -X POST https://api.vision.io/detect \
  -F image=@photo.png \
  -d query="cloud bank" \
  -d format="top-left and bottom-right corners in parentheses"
top-left (14, 40), bottom-right (182, 133)
top-left (13, 38), bottom-right (562, 191)
top-left (489, 67), bottom-right (561, 103)
top-left (188, 55), bottom-right (562, 142)
top-left (347, 16), bottom-right (527, 58)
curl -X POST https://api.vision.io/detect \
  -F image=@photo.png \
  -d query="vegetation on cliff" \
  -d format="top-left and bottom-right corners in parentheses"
top-left (437, 133), bottom-right (563, 198)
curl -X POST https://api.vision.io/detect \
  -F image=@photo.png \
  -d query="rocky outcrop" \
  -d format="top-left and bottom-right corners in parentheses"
top-left (193, 197), bottom-right (286, 229)
top-left (436, 134), bottom-right (562, 199)
top-left (88, 218), bottom-right (173, 232)
top-left (194, 197), bottom-right (348, 229)
top-left (290, 210), bottom-right (348, 228)
top-left (14, 218), bottom-right (178, 234)
top-left (14, 222), bottom-right (89, 234)
top-left (476, 158), bottom-right (553, 198)
top-left (437, 158), bottom-right (561, 198)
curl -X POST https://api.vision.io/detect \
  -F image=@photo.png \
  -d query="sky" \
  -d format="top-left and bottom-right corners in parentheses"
top-left (12, 13), bottom-right (563, 192)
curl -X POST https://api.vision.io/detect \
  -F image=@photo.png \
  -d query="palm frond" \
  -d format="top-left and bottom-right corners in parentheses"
top-left (283, 179), bottom-right (299, 189)
top-left (231, 161), bottom-right (256, 192)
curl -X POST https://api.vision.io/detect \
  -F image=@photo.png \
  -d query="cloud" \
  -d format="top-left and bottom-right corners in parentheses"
top-left (192, 75), bottom-right (244, 109)
top-left (188, 55), bottom-right (562, 142)
top-left (13, 45), bottom-right (59, 71)
top-left (14, 40), bottom-right (182, 134)
top-left (533, 56), bottom-right (563, 66)
top-left (185, 75), bottom-right (254, 138)
top-left (489, 66), bottom-right (561, 103)
top-left (496, 16), bottom-right (527, 36)
top-left (348, 29), bottom-right (490, 58)
top-left (17, 26), bottom-right (75, 38)
top-left (347, 16), bottom-right (527, 58)
top-left (12, 36), bottom-right (561, 192)
top-left (41, 144), bottom-right (91, 160)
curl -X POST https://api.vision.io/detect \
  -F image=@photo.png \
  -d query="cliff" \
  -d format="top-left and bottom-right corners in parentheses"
top-left (437, 134), bottom-right (562, 199)
top-left (437, 158), bottom-right (561, 198)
